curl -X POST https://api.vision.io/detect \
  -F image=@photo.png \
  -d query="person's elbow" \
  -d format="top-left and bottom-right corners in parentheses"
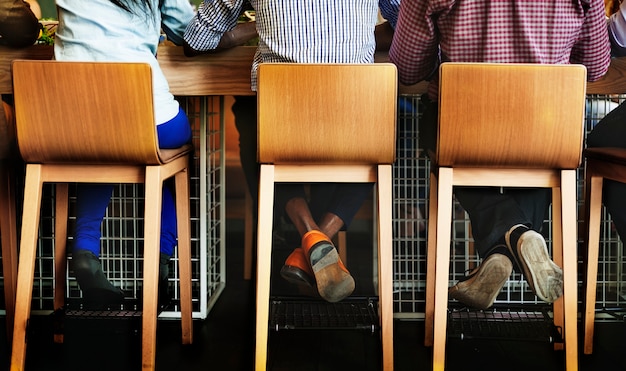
top-left (183, 41), bottom-right (202, 57)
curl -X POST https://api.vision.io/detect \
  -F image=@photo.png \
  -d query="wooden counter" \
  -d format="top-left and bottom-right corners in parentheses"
top-left (1, 44), bottom-right (626, 95)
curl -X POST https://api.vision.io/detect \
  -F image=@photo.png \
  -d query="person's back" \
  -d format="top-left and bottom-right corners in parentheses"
top-left (184, 0), bottom-right (401, 303)
top-left (54, 0), bottom-right (194, 307)
top-left (389, 0), bottom-right (611, 311)
top-left (390, 0), bottom-right (611, 101)
top-left (185, 0), bottom-right (399, 90)
top-left (55, 0), bottom-right (193, 124)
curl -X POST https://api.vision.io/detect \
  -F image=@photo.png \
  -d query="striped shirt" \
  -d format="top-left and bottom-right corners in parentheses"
top-left (389, 0), bottom-right (611, 101)
top-left (184, 0), bottom-right (400, 91)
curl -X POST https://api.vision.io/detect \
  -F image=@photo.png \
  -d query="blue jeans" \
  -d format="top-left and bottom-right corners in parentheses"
top-left (73, 107), bottom-right (192, 257)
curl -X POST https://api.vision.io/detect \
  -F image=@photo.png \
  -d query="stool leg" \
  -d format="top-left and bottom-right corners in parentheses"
top-left (175, 168), bottom-right (193, 344)
top-left (53, 183), bottom-right (69, 344)
top-left (255, 164), bottom-right (275, 370)
top-left (584, 172), bottom-right (603, 355)
top-left (424, 170), bottom-right (438, 347)
top-left (142, 166), bottom-right (164, 371)
top-left (432, 168), bottom-right (454, 371)
top-left (377, 164), bottom-right (394, 370)
top-left (244, 191), bottom-right (254, 280)
top-left (0, 162), bottom-right (18, 342)
top-left (11, 164), bottom-right (44, 370)
top-left (551, 187), bottom-right (564, 352)
top-left (560, 170), bottom-right (578, 371)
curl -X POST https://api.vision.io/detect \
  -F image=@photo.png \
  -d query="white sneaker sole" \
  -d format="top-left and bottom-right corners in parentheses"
top-left (448, 254), bottom-right (513, 309)
top-left (506, 229), bottom-right (563, 303)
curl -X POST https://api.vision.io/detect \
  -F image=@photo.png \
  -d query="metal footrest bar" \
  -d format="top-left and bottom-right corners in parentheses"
top-left (269, 296), bottom-right (379, 332)
top-left (447, 304), bottom-right (562, 343)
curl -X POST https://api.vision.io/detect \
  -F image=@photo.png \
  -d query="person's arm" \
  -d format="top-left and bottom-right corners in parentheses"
top-left (160, 0), bottom-right (195, 46)
top-left (0, 0), bottom-right (40, 47)
top-left (570, 0), bottom-right (611, 81)
top-left (608, 1), bottom-right (626, 57)
top-left (183, 0), bottom-right (256, 57)
top-left (388, 0), bottom-right (440, 85)
top-left (184, 21), bottom-right (257, 56)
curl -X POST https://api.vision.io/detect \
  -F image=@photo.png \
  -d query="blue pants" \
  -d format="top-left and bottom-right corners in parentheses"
top-left (73, 107), bottom-right (192, 257)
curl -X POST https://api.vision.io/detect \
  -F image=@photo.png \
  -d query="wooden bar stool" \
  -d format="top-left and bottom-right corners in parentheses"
top-left (10, 60), bottom-right (194, 371)
top-left (425, 63), bottom-right (587, 371)
top-left (0, 100), bottom-right (19, 342)
top-left (582, 146), bottom-right (626, 354)
top-left (254, 63), bottom-right (397, 370)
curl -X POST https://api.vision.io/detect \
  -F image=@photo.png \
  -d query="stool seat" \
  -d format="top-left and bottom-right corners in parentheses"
top-left (584, 147), bottom-right (626, 166)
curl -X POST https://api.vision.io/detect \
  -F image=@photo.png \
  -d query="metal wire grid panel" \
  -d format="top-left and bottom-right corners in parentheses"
top-left (0, 96), bottom-right (225, 320)
top-left (392, 94), bottom-right (626, 319)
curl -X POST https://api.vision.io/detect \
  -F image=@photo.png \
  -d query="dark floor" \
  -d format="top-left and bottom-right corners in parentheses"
top-left (1, 220), bottom-right (626, 370)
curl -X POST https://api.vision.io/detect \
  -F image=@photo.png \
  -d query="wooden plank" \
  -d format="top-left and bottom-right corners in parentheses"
top-left (1, 44), bottom-right (626, 96)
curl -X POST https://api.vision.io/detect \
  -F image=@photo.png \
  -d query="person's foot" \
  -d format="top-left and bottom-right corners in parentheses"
top-left (505, 224), bottom-right (563, 303)
top-left (72, 249), bottom-right (124, 305)
top-left (448, 252), bottom-right (513, 309)
top-left (159, 253), bottom-right (172, 310)
top-left (302, 230), bottom-right (354, 303)
top-left (280, 248), bottom-right (316, 288)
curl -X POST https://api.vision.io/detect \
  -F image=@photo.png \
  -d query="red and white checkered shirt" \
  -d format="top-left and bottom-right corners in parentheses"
top-left (389, 0), bottom-right (611, 101)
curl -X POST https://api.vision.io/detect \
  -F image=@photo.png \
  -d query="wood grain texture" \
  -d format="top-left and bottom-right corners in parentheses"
top-left (257, 63), bottom-right (398, 164)
top-left (12, 60), bottom-right (161, 164)
top-left (437, 63), bottom-right (587, 169)
top-left (1, 45), bottom-right (626, 96)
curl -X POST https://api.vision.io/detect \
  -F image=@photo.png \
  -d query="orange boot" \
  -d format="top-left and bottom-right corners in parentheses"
top-left (280, 247), bottom-right (316, 289)
top-left (301, 230), bottom-right (355, 303)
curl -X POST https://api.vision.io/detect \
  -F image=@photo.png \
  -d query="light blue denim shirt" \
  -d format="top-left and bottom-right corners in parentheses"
top-left (55, 0), bottom-right (194, 124)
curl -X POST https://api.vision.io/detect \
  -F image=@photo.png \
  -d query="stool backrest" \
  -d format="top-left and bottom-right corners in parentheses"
top-left (437, 63), bottom-right (587, 169)
top-left (0, 100), bottom-right (16, 160)
top-left (257, 63), bottom-right (397, 165)
top-left (12, 60), bottom-right (162, 165)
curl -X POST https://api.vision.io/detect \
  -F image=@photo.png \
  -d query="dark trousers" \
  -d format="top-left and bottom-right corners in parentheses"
top-left (231, 96), bottom-right (371, 229)
top-left (420, 95), bottom-right (551, 257)
top-left (586, 100), bottom-right (626, 240)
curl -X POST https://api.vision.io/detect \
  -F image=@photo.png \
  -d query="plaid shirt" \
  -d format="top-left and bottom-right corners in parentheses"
top-left (389, 0), bottom-right (611, 101)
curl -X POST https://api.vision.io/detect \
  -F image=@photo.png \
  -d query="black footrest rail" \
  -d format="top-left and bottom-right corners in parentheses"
top-left (447, 304), bottom-right (562, 343)
top-left (270, 296), bottom-right (379, 332)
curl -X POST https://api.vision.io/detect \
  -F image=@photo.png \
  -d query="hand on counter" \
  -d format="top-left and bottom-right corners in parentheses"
top-left (184, 21), bottom-right (258, 57)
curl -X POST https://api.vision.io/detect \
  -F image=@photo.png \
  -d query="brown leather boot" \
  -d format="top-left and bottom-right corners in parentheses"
top-left (301, 230), bottom-right (354, 303)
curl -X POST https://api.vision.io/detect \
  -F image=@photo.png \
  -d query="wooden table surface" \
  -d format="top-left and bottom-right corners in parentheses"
top-left (1, 44), bottom-right (625, 96)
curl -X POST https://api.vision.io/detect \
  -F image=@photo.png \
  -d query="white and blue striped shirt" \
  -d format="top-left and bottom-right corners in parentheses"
top-left (184, 0), bottom-right (400, 91)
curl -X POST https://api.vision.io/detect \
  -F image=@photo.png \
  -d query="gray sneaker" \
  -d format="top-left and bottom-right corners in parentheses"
top-left (448, 253), bottom-right (513, 309)
top-left (505, 224), bottom-right (563, 303)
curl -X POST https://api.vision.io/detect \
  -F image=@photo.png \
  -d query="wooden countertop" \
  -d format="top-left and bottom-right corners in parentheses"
top-left (1, 44), bottom-right (625, 96)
